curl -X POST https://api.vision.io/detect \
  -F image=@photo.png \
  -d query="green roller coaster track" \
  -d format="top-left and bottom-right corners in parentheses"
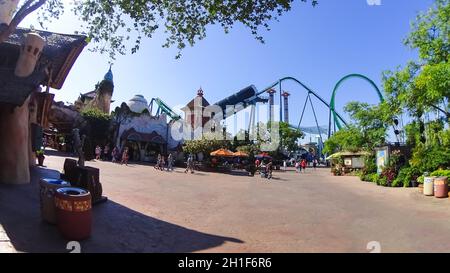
top-left (152, 97), bottom-right (181, 121)
top-left (260, 74), bottom-right (384, 138)
top-left (330, 74), bottom-right (384, 134)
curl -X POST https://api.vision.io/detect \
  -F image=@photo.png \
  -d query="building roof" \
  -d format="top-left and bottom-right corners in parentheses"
top-left (0, 28), bottom-right (87, 106)
top-left (127, 94), bottom-right (149, 113)
top-left (184, 88), bottom-right (210, 110)
top-left (104, 66), bottom-right (113, 83)
top-left (80, 90), bottom-right (96, 100)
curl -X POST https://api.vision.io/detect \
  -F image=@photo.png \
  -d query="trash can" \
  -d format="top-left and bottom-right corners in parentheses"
top-left (55, 187), bottom-right (92, 240)
top-left (434, 177), bottom-right (449, 198)
top-left (39, 178), bottom-right (71, 224)
top-left (423, 176), bottom-right (435, 196)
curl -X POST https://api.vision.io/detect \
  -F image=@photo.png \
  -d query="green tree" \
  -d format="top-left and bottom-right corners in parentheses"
top-left (323, 126), bottom-right (365, 154)
top-left (324, 102), bottom-right (390, 154)
top-left (382, 0), bottom-right (450, 173)
top-left (0, 0), bottom-right (318, 59)
top-left (182, 133), bottom-right (230, 156)
top-left (278, 122), bottom-right (303, 152)
top-left (79, 108), bottom-right (112, 160)
top-left (383, 0), bottom-right (450, 121)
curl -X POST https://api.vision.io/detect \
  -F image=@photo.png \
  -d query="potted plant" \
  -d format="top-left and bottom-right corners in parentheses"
top-left (36, 149), bottom-right (45, 166)
top-left (332, 166), bottom-right (342, 176)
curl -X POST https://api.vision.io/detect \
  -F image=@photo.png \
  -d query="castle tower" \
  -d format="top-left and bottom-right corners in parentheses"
top-left (267, 89), bottom-right (276, 123)
top-left (94, 66), bottom-right (114, 114)
top-left (282, 91), bottom-right (290, 124)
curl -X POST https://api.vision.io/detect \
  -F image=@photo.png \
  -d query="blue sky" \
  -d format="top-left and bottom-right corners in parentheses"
top-left (22, 0), bottom-right (433, 136)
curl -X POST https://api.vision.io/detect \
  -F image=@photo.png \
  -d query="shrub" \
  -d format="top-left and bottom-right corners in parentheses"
top-left (410, 143), bottom-right (450, 173)
top-left (417, 175), bottom-right (424, 184)
top-left (393, 166), bottom-right (421, 187)
top-left (361, 154), bottom-right (377, 175)
top-left (381, 167), bottom-right (396, 186)
top-left (430, 169), bottom-right (450, 180)
top-left (361, 173), bottom-right (379, 183)
top-left (376, 176), bottom-right (388, 187)
top-left (416, 170), bottom-right (450, 184)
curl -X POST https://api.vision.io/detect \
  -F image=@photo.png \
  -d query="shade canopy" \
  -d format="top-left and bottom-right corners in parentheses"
top-left (326, 151), bottom-right (371, 160)
top-left (255, 153), bottom-right (272, 160)
top-left (233, 151), bottom-right (249, 157)
top-left (210, 148), bottom-right (234, 157)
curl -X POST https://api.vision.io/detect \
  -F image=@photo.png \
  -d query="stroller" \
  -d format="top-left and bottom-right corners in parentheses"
top-left (260, 165), bottom-right (272, 179)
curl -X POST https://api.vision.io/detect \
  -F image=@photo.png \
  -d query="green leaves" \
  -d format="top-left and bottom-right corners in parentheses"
top-left (34, 0), bottom-right (317, 60)
top-left (323, 126), bottom-right (365, 154)
top-left (405, 0), bottom-right (449, 64)
top-left (383, 0), bottom-right (449, 122)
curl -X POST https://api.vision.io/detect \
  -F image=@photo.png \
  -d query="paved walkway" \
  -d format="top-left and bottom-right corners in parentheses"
top-left (1, 152), bottom-right (450, 253)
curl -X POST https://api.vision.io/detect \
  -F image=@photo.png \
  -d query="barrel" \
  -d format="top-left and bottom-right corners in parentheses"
top-left (39, 178), bottom-right (71, 224)
top-left (434, 177), bottom-right (449, 198)
top-left (423, 176), bottom-right (435, 196)
top-left (55, 187), bottom-right (92, 240)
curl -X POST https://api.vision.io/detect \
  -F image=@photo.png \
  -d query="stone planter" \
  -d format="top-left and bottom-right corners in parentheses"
top-left (37, 155), bottom-right (45, 166)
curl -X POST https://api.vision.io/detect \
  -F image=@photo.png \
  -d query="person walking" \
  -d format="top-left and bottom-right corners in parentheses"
top-left (313, 158), bottom-right (318, 170)
top-left (103, 144), bottom-right (110, 161)
top-left (95, 145), bottom-right (102, 160)
top-left (155, 154), bottom-right (161, 170)
top-left (167, 154), bottom-right (174, 171)
top-left (160, 156), bottom-right (166, 171)
top-left (121, 147), bottom-right (129, 166)
top-left (185, 155), bottom-right (194, 174)
top-left (301, 159), bottom-right (307, 173)
top-left (266, 160), bottom-right (273, 180)
top-left (111, 147), bottom-right (118, 163)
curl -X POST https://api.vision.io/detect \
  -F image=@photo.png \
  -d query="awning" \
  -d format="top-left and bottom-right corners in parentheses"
top-left (121, 128), bottom-right (166, 144)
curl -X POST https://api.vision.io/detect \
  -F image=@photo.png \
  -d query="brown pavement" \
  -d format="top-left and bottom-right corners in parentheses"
top-left (1, 151), bottom-right (450, 253)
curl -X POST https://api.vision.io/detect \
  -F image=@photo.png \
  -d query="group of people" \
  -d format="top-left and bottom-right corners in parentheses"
top-left (294, 158), bottom-right (319, 173)
top-left (155, 153), bottom-right (174, 171)
top-left (95, 145), bottom-right (129, 165)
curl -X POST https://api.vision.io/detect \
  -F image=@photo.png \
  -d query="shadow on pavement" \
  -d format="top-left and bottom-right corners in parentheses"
top-left (0, 166), bottom-right (244, 253)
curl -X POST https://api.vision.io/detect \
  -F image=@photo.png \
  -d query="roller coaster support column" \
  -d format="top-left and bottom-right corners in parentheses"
top-left (267, 89), bottom-right (276, 124)
top-left (279, 81), bottom-right (283, 123)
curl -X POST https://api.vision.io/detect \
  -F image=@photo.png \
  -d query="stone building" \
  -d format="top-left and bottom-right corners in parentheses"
top-left (74, 66), bottom-right (114, 114)
top-left (181, 88), bottom-right (214, 140)
top-left (114, 95), bottom-right (183, 163)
